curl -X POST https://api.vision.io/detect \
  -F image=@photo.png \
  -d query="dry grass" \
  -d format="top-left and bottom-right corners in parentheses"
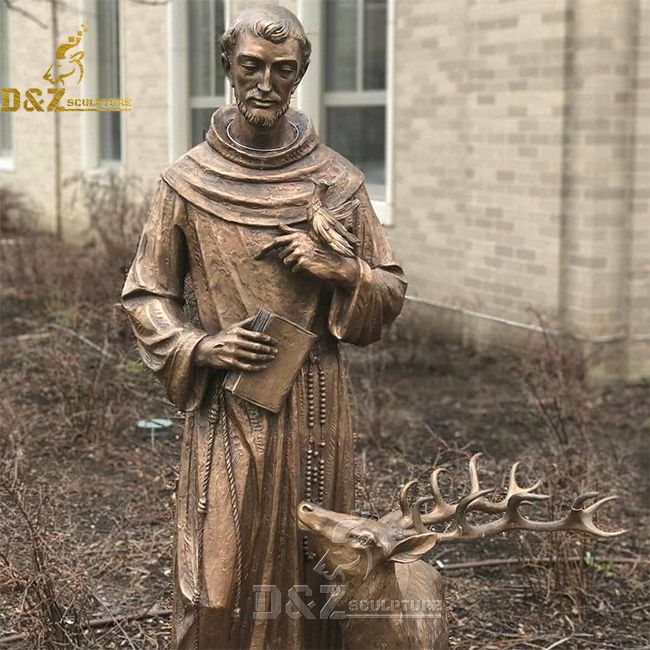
top-left (0, 179), bottom-right (174, 648)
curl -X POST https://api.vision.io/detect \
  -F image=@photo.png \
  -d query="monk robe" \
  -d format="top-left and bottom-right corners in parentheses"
top-left (122, 105), bottom-right (407, 650)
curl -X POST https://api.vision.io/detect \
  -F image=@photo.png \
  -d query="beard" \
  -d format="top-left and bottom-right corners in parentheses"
top-left (234, 89), bottom-right (290, 129)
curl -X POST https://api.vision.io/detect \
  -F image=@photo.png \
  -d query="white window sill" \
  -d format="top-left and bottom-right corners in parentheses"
top-left (0, 158), bottom-right (15, 172)
top-left (84, 161), bottom-right (123, 175)
top-left (99, 159), bottom-right (123, 169)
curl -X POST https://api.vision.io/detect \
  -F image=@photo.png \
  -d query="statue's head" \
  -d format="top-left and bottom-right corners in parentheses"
top-left (221, 6), bottom-right (311, 129)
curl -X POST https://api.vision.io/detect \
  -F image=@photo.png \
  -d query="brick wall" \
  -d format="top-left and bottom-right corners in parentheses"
top-left (122, 0), bottom-right (169, 182)
top-left (4, 0), bottom-right (61, 232)
top-left (390, 0), bottom-right (569, 342)
top-left (389, 0), bottom-right (648, 380)
top-left (628, 0), bottom-right (650, 380)
top-left (0, 0), bottom-right (168, 236)
top-left (559, 0), bottom-right (641, 380)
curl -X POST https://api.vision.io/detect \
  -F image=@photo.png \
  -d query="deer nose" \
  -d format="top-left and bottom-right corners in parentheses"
top-left (300, 503), bottom-right (314, 513)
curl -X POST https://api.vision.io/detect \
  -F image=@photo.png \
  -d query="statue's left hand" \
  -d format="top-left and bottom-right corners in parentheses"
top-left (273, 225), bottom-right (358, 291)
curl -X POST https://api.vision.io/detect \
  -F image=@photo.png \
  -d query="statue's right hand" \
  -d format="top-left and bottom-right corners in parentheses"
top-left (195, 317), bottom-right (278, 372)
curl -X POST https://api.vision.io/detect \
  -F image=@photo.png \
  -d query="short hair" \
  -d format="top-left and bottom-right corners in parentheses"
top-left (220, 6), bottom-right (312, 77)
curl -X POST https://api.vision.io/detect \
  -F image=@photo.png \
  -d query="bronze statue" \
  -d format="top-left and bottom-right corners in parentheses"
top-left (298, 454), bottom-right (624, 650)
top-left (122, 6), bottom-right (406, 649)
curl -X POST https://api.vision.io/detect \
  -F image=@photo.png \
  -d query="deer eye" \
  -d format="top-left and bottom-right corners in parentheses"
top-left (349, 533), bottom-right (373, 546)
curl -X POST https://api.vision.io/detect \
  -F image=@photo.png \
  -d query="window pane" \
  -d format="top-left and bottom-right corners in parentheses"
top-left (326, 106), bottom-right (385, 198)
top-left (0, 114), bottom-right (10, 159)
top-left (97, 0), bottom-right (121, 162)
top-left (0, 3), bottom-right (8, 87)
top-left (97, 0), bottom-right (120, 97)
top-left (363, 0), bottom-right (387, 90)
top-left (191, 108), bottom-right (214, 146)
top-left (189, 0), bottom-right (225, 97)
top-left (324, 0), bottom-right (357, 92)
top-left (99, 112), bottom-right (121, 162)
top-left (0, 2), bottom-right (12, 158)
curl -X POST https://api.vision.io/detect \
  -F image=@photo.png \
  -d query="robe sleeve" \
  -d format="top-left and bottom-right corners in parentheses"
top-left (121, 180), bottom-right (209, 411)
top-left (328, 186), bottom-right (407, 346)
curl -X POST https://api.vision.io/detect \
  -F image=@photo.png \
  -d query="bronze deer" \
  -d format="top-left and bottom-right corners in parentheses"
top-left (298, 454), bottom-right (624, 650)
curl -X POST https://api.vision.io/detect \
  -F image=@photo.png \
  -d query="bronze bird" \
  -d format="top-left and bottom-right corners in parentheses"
top-left (253, 181), bottom-right (360, 261)
top-left (307, 180), bottom-right (360, 258)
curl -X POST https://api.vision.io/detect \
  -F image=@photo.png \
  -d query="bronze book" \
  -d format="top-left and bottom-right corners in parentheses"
top-left (223, 309), bottom-right (318, 413)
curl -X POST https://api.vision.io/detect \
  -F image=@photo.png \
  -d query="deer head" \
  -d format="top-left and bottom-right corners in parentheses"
top-left (298, 502), bottom-right (438, 585)
top-left (299, 454), bottom-right (625, 584)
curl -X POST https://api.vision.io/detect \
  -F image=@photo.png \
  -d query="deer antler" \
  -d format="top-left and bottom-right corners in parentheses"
top-left (431, 490), bottom-right (626, 543)
top-left (381, 453), bottom-right (541, 528)
top-left (382, 454), bottom-right (625, 542)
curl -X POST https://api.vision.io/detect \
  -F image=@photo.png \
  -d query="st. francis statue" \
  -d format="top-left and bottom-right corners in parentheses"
top-left (122, 6), bottom-right (406, 649)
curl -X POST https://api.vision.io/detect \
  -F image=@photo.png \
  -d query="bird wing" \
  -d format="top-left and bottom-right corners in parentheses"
top-left (329, 198), bottom-right (360, 223)
top-left (312, 203), bottom-right (359, 258)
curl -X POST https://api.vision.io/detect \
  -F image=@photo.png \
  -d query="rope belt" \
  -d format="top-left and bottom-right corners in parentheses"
top-left (193, 388), bottom-right (242, 648)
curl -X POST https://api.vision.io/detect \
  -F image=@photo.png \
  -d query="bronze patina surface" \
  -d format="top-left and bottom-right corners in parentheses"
top-left (122, 6), bottom-right (406, 649)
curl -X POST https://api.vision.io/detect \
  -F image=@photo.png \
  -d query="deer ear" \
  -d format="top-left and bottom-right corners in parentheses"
top-left (388, 533), bottom-right (438, 564)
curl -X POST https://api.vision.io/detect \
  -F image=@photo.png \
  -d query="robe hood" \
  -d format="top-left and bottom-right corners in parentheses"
top-left (162, 105), bottom-right (365, 227)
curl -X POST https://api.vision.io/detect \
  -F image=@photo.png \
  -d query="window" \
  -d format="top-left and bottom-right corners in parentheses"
top-left (97, 0), bottom-right (121, 163)
top-left (0, 2), bottom-right (12, 164)
top-left (323, 0), bottom-right (388, 201)
top-left (188, 0), bottom-right (227, 146)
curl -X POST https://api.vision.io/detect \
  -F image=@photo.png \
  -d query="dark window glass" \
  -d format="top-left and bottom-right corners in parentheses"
top-left (323, 1), bottom-right (388, 200)
top-left (324, 0), bottom-right (357, 92)
top-left (363, 0), bottom-right (387, 90)
top-left (191, 108), bottom-right (214, 146)
top-left (97, 0), bottom-right (121, 163)
top-left (188, 0), bottom-right (225, 96)
top-left (326, 106), bottom-right (386, 192)
top-left (189, 0), bottom-right (226, 146)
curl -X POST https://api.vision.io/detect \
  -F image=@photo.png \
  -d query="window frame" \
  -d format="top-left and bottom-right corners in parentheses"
top-left (313, 0), bottom-right (394, 225)
top-left (170, 0), bottom-right (394, 225)
top-left (80, 0), bottom-right (125, 170)
top-left (97, 0), bottom-right (123, 166)
top-left (0, 2), bottom-right (14, 172)
top-left (169, 0), bottom-right (230, 160)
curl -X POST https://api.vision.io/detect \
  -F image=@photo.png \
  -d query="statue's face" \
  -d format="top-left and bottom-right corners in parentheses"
top-left (229, 31), bottom-right (302, 129)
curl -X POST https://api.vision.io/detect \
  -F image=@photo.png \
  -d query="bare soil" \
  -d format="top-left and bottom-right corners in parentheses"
top-left (0, 231), bottom-right (648, 649)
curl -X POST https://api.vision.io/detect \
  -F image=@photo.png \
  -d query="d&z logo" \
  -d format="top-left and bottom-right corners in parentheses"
top-left (1, 22), bottom-right (132, 113)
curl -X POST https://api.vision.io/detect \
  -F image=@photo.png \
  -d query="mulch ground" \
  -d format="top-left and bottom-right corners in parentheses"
top-left (0, 233), bottom-right (648, 649)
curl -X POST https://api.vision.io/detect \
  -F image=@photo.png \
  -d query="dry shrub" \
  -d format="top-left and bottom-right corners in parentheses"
top-left (0, 234), bottom-right (116, 315)
top-left (64, 169), bottom-right (152, 274)
top-left (0, 171), bottom-right (160, 446)
top-left (381, 306), bottom-right (455, 373)
top-left (0, 467), bottom-right (92, 647)
top-left (0, 185), bottom-right (40, 235)
top-left (3, 326), bottom-right (145, 444)
top-left (0, 171), bottom-right (151, 315)
top-left (515, 316), bottom-right (623, 610)
top-left (346, 309), bottom-right (456, 447)
top-left (347, 344), bottom-right (397, 446)
top-left (0, 173), bottom-right (168, 645)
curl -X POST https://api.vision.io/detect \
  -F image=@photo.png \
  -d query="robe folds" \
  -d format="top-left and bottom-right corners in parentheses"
top-left (122, 106), bottom-right (407, 650)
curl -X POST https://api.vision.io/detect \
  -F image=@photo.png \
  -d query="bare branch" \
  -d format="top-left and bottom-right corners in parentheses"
top-left (3, 0), bottom-right (48, 29)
